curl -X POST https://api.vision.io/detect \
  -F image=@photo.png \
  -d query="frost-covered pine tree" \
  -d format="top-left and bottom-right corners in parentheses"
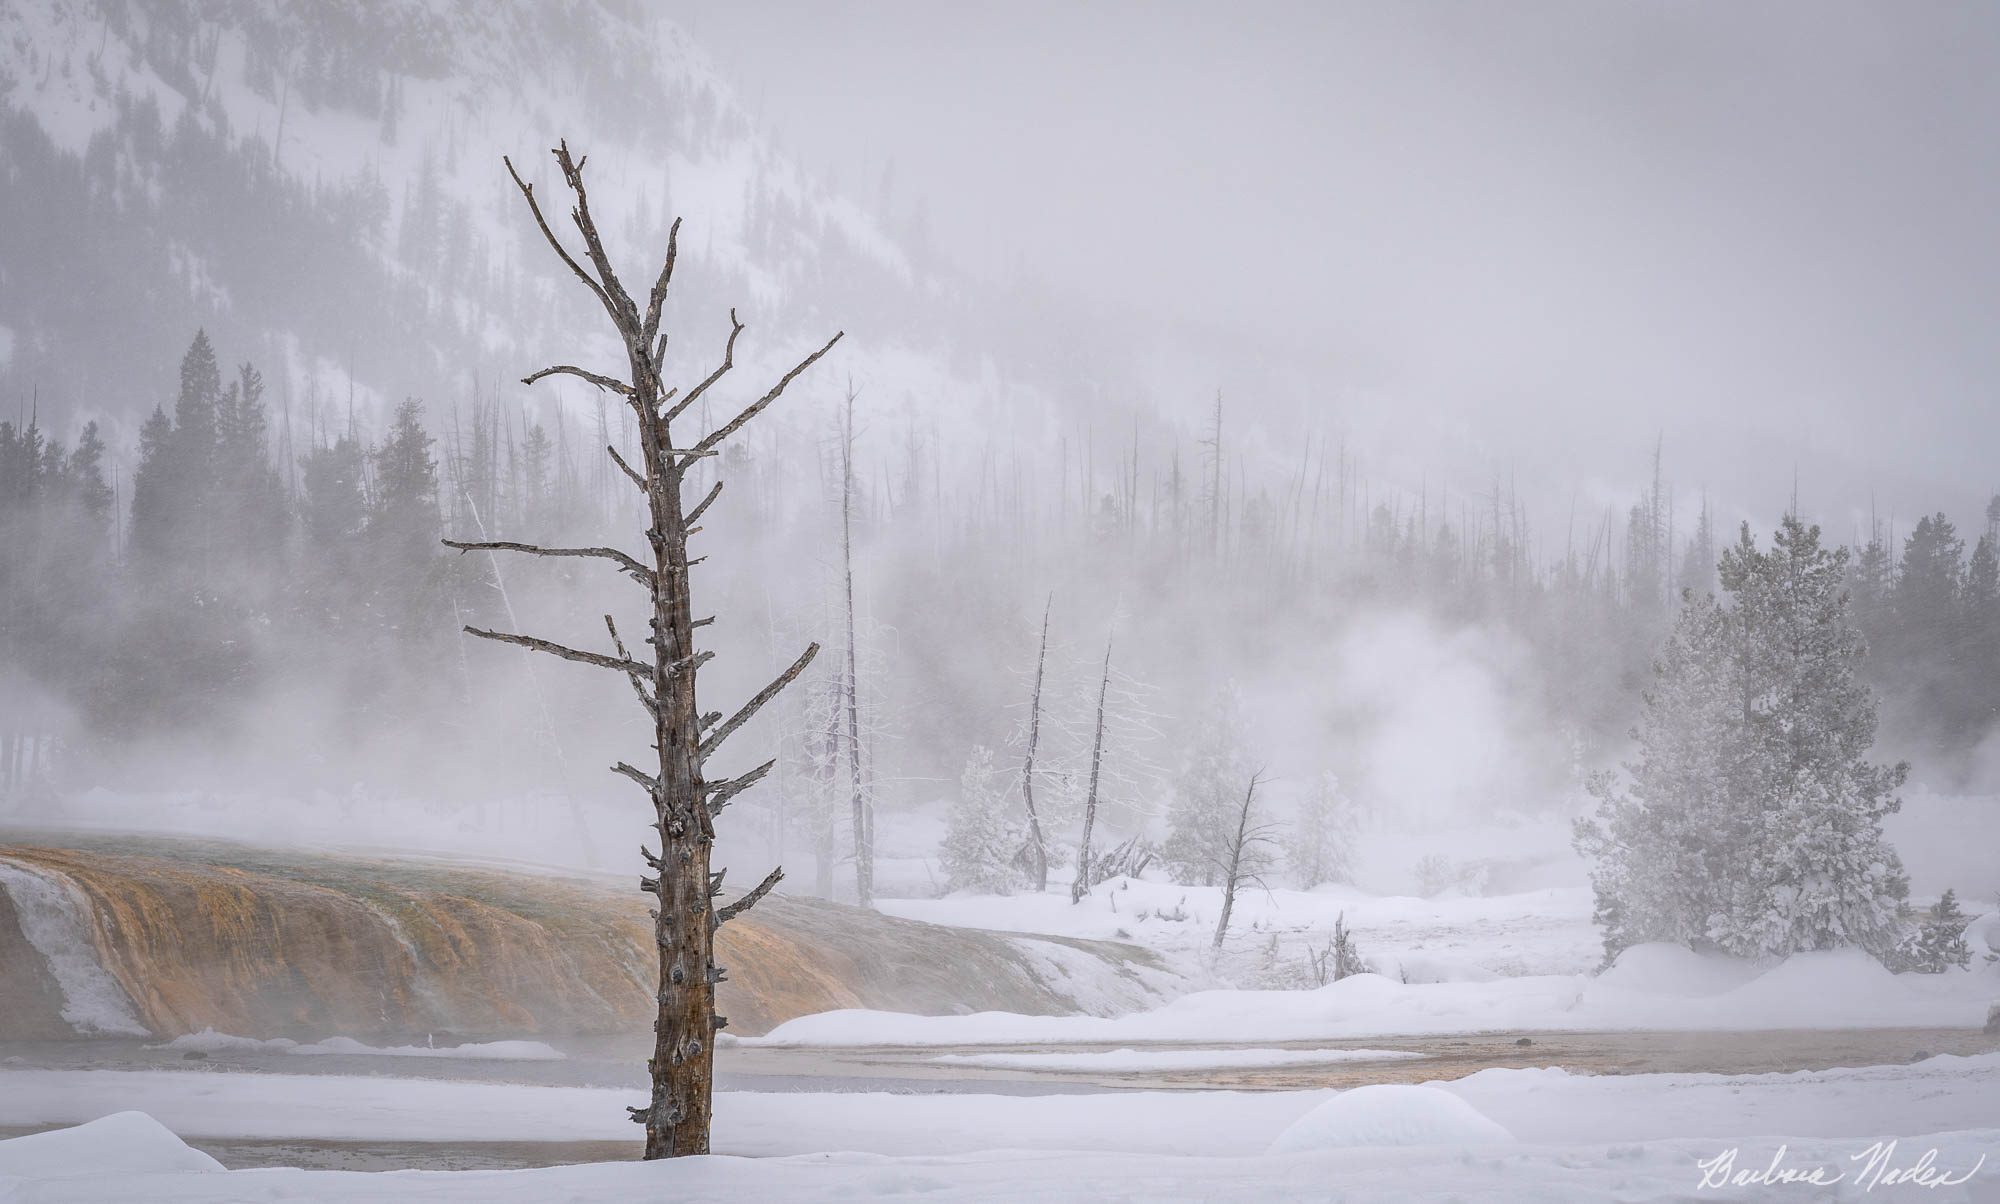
top-left (1720, 515), bottom-right (1908, 959)
top-left (1162, 683), bottom-right (1252, 886)
top-left (1285, 770), bottom-right (1357, 889)
top-left (1903, 889), bottom-right (1973, 972)
top-left (1573, 592), bottom-right (1745, 955)
top-left (1576, 515), bottom-right (1909, 962)
top-left (942, 744), bottom-right (1024, 893)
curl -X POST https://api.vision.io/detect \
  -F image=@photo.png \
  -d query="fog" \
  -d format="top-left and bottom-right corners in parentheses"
top-left (679, 0), bottom-right (2000, 521)
top-left (1, 0), bottom-right (1996, 902)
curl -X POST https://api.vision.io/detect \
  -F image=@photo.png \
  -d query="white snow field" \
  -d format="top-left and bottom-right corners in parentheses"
top-left (3, 1055), bottom-right (1997, 1200)
top-left (743, 944), bottom-right (1996, 1047)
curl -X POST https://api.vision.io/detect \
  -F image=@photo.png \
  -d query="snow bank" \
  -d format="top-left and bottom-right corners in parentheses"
top-left (0, 1111), bottom-right (222, 1178)
top-left (1593, 942), bottom-right (1760, 996)
top-left (1268, 1084), bottom-right (1514, 1152)
top-left (150, 1030), bottom-right (565, 1060)
top-left (748, 947), bottom-right (1995, 1047)
top-left (931, 1047), bottom-right (1428, 1072)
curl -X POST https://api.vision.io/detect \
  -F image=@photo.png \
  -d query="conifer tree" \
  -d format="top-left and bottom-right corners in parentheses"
top-left (1576, 516), bottom-right (1909, 962)
top-left (1163, 683), bottom-right (1252, 886)
top-left (1285, 770), bottom-right (1357, 889)
top-left (1721, 516), bottom-right (1909, 958)
top-left (1904, 888), bottom-right (1972, 973)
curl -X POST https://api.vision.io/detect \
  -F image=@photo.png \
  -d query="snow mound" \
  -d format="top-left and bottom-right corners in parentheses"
top-left (1595, 942), bottom-right (1759, 996)
top-left (1268, 1085), bottom-right (1514, 1153)
top-left (0, 1111), bottom-right (223, 1178)
top-left (1715, 949), bottom-right (1914, 1025)
top-left (151, 1030), bottom-right (564, 1060)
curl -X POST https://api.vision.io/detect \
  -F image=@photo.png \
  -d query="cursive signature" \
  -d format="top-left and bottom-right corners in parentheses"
top-left (1696, 1142), bottom-right (1986, 1191)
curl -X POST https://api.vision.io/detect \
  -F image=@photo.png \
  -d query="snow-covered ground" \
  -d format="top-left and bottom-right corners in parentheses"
top-left (4, 1054), bottom-right (1996, 1200)
top-left (743, 943), bottom-right (1998, 1047)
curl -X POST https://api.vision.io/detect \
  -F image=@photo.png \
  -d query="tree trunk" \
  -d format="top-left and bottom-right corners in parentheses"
top-left (1021, 597), bottom-right (1052, 892)
top-left (1213, 772), bottom-right (1263, 950)
top-left (840, 385), bottom-right (873, 907)
top-left (1071, 633), bottom-right (1112, 903)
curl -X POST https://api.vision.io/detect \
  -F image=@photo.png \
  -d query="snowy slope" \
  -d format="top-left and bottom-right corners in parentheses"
top-left (0, 0), bottom-right (1034, 461)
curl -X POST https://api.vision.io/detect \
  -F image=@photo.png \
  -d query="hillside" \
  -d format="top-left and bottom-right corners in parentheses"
top-left (0, 0), bottom-right (1016, 454)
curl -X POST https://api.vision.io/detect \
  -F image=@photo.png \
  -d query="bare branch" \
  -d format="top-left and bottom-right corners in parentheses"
top-left (522, 364), bottom-right (633, 395)
top-left (667, 309), bottom-right (744, 423)
top-left (606, 445), bottom-right (646, 492)
top-left (704, 758), bottom-right (774, 815)
top-left (658, 649), bottom-right (715, 679)
top-left (686, 480), bottom-right (723, 526)
top-left (715, 865), bottom-right (783, 925)
top-left (604, 615), bottom-right (658, 714)
top-left (504, 153), bottom-right (617, 321)
top-left (444, 539), bottom-right (652, 585)
top-left (700, 643), bottom-right (819, 760)
top-left (641, 216), bottom-right (683, 352)
top-left (462, 626), bottom-right (649, 677)
top-left (693, 331), bottom-right (845, 455)
top-left (553, 141), bottom-right (640, 329)
top-left (613, 761), bottom-right (663, 797)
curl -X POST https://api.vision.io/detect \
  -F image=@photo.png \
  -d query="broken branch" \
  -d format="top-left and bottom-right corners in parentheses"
top-left (693, 332), bottom-right (845, 455)
top-left (444, 539), bottom-right (652, 585)
top-left (715, 865), bottom-right (783, 925)
top-left (700, 643), bottom-right (819, 760)
top-left (462, 626), bottom-right (650, 677)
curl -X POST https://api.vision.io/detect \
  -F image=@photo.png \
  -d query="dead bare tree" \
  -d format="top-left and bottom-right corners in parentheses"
top-left (443, 142), bottom-right (840, 1159)
top-left (1213, 770), bottom-right (1277, 950)
top-left (1017, 596), bottom-right (1053, 892)
top-left (1070, 630), bottom-right (1113, 903)
top-left (839, 381), bottom-right (874, 906)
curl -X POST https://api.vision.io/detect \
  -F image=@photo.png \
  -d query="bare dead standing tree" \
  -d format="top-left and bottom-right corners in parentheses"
top-left (839, 381), bottom-right (874, 906)
top-left (1213, 770), bottom-right (1276, 950)
top-left (443, 142), bottom-right (840, 1159)
top-left (1070, 630), bottom-right (1113, 903)
top-left (1017, 596), bottom-right (1053, 892)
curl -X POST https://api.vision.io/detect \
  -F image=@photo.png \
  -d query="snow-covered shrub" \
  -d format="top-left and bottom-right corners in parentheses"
top-left (941, 745), bottom-right (1024, 893)
top-left (1304, 912), bottom-right (1372, 985)
top-left (1412, 855), bottom-right (1486, 898)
